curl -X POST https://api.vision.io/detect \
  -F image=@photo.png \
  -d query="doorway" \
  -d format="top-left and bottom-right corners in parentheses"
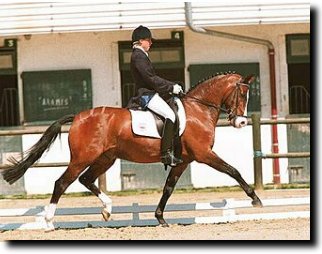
top-left (288, 63), bottom-right (310, 114)
top-left (286, 34), bottom-right (310, 115)
top-left (285, 34), bottom-right (310, 184)
top-left (0, 39), bottom-right (24, 195)
top-left (117, 32), bottom-right (192, 190)
top-left (0, 39), bottom-right (19, 126)
top-left (0, 75), bottom-right (19, 126)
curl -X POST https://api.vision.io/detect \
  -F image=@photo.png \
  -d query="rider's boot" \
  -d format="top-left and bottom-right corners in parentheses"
top-left (161, 119), bottom-right (183, 167)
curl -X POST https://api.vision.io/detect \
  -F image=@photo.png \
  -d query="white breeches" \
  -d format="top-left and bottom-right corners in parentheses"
top-left (147, 93), bottom-right (176, 123)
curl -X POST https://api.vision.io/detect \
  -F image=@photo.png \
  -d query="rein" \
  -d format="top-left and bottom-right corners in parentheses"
top-left (181, 82), bottom-right (250, 116)
top-left (181, 93), bottom-right (229, 113)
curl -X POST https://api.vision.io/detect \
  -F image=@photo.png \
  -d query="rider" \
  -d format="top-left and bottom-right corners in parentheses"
top-left (127, 25), bottom-right (183, 167)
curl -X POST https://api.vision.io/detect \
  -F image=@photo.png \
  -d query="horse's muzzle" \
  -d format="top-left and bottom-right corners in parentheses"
top-left (230, 116), bottom-right (248, 128)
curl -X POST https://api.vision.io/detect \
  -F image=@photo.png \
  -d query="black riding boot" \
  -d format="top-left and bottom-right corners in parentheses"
top-left (161, 119), bottom-right (183, 167)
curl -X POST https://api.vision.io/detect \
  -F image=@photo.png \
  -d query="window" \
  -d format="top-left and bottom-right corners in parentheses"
top-left (286, 34), bottom-right (310, 63)
top-left (0, 54), bottom-right (14, 69)
top-left (21, 69), bottom-right (92, 125)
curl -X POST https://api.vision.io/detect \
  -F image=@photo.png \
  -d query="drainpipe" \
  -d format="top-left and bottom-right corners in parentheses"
top-left (184, 2), bottom-right (280, 184)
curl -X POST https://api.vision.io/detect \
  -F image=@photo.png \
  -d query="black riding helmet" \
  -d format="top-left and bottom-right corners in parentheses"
top-left (132, 25), bottom-right (153, 44)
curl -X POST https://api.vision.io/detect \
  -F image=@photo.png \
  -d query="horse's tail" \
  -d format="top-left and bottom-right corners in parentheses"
top-left (2, 114), bottom-right (75, 185)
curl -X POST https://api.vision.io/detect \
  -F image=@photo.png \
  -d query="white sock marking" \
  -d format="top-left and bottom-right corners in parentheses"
top-left (98, 193), bottom-right (112, 213)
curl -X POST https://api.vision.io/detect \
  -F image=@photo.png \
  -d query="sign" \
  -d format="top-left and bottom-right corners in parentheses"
top-left (22, 69), bottom-right (92, 124)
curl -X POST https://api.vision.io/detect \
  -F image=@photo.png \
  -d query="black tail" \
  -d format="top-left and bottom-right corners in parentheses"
top-left (2, 114), bottom-right (75, 185)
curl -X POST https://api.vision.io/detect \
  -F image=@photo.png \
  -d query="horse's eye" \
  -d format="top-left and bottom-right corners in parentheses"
top-left (241, 92), bottom-right (248, 99)
top-left (240, 87), bottom-right (249, 99)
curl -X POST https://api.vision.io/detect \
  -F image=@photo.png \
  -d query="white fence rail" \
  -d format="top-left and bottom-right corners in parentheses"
top-left (0, 196), bottom-right (310, 231)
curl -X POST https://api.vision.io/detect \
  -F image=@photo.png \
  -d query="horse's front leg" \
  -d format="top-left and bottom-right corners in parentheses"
top-left (199, 150), bottom-right (263, 207)
top-left (155, 163), bottom-right (188, 227)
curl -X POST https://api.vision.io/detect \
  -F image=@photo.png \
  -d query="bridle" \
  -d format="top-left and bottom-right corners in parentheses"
top-left (181, 82), bottom-right (250, 121)
top-left (224, 82), bottom-right (250, 121)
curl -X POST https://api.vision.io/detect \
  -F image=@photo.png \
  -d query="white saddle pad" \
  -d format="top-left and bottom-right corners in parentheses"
top-left (130, 97), bottom-right (186, 138)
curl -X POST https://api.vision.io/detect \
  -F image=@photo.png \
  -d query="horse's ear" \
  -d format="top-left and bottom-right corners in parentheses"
top-left (242, 75), bottom-right (256, 85)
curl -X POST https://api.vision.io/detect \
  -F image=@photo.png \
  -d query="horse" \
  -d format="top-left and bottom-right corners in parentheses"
top-left (2, 73), bottom-right (263, 231)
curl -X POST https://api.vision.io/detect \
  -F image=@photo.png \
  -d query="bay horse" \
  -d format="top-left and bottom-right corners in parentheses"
top-left (2, 73), bottom-right (262, 231)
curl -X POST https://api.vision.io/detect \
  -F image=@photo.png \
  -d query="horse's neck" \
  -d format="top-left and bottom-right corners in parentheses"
top-left (182, 94), bottom-right (221, 129)
top-left (184, 79), bottom-right (227, 127)
top-left (188, 81), bottom-right (224, 106)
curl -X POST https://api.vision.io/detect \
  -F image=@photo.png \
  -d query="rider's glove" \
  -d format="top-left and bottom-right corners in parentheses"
top-left (172, 84), bottom-right (183, 95)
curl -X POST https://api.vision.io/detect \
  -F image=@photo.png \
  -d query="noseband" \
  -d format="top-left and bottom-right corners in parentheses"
top-left (182, 82), bottom-right (249, 120)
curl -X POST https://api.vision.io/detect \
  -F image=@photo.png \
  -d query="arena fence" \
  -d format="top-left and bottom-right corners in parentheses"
top-left (0, 115), bottom-right (310, 192)
top-left (0, 119), bottom-right (238, 192)
top-left (0, 196), bottom-right (310, 231)
top-left (251, 114), bottom-right (310, 189)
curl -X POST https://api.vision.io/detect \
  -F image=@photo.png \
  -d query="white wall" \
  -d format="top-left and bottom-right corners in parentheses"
top-left (22, 134), bottom-right (121, 194)
top-left (2, 22), bottom-right (311, 117)
top-left (183, 23), bottom-right (309, 118)
top-left (16, 31), bottom-right (131, 115)
top-left (0, 22), bottom-right (309, 194)
top-left (190, 124), bottom-right (289, 188)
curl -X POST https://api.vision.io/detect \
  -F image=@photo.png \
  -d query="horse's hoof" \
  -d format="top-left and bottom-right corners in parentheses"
top-left (44, 221), bottom-right (55, 232)
top-left (45, 227), bottom-right (55, 232)
top-left (252, 199), bottom-right (263, 207)
top-left (101, 208), bottom-right (111, 221)
top-left (161, 223), bottom-right (169, 228)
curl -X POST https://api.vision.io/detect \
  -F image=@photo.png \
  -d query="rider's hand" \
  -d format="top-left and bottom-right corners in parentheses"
top-left (173, 84), bottom-right (183, 95)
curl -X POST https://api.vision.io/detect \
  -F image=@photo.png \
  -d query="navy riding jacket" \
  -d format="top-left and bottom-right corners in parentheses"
top-left (127, 47), bottom-right (175, 108)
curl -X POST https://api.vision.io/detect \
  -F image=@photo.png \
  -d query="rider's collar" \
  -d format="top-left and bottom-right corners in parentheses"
top-left (133, 45), bottom-right (148, 57)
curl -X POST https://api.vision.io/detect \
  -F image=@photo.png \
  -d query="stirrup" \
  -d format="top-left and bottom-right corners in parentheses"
top-left (161, 152), bottom-right (183, 167)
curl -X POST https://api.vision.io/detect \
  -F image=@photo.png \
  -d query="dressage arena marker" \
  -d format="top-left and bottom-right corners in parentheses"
top-left (0, 197), bottom-right (310, 231)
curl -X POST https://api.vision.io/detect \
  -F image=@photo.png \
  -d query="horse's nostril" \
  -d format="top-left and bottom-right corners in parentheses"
top-left (234, 116), bottom-right (248, 128)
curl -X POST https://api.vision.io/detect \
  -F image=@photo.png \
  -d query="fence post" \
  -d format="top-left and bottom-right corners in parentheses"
top-left (252, 113), bottom-right (263, 190)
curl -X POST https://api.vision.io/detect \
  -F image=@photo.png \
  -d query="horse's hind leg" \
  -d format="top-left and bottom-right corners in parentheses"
top-left (45, 161), bottom-right (88, 231)
top-left (79, 153), bottom-right (116, 221)
top-left (201, 151), bottom-right (262, 207)
top-left (155, 163), bottom-right (188, 227)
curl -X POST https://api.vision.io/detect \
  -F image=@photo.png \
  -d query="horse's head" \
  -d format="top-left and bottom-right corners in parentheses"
top-left (185, 73), bottom-right (256, 128)
top-left (222, 74), bottom-right (255, 128)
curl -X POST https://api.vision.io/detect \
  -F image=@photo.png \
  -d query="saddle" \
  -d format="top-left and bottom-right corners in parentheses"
top-left (129, 97), bottom-right (186, 138)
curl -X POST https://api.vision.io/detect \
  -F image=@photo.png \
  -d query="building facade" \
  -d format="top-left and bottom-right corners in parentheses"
top-left (0, 1), bottom-right (310, 194)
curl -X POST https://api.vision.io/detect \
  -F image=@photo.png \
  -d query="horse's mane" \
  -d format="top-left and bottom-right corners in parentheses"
top-left (187, 71), bottom-right (239, 94)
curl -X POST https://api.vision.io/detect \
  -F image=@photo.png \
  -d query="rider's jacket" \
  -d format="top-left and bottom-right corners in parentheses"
top-left (127, 47), bottom-right (175, 108)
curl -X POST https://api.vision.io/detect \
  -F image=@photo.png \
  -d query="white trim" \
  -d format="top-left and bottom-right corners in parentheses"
top-left (0, 1), bottom-right (309, 36)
